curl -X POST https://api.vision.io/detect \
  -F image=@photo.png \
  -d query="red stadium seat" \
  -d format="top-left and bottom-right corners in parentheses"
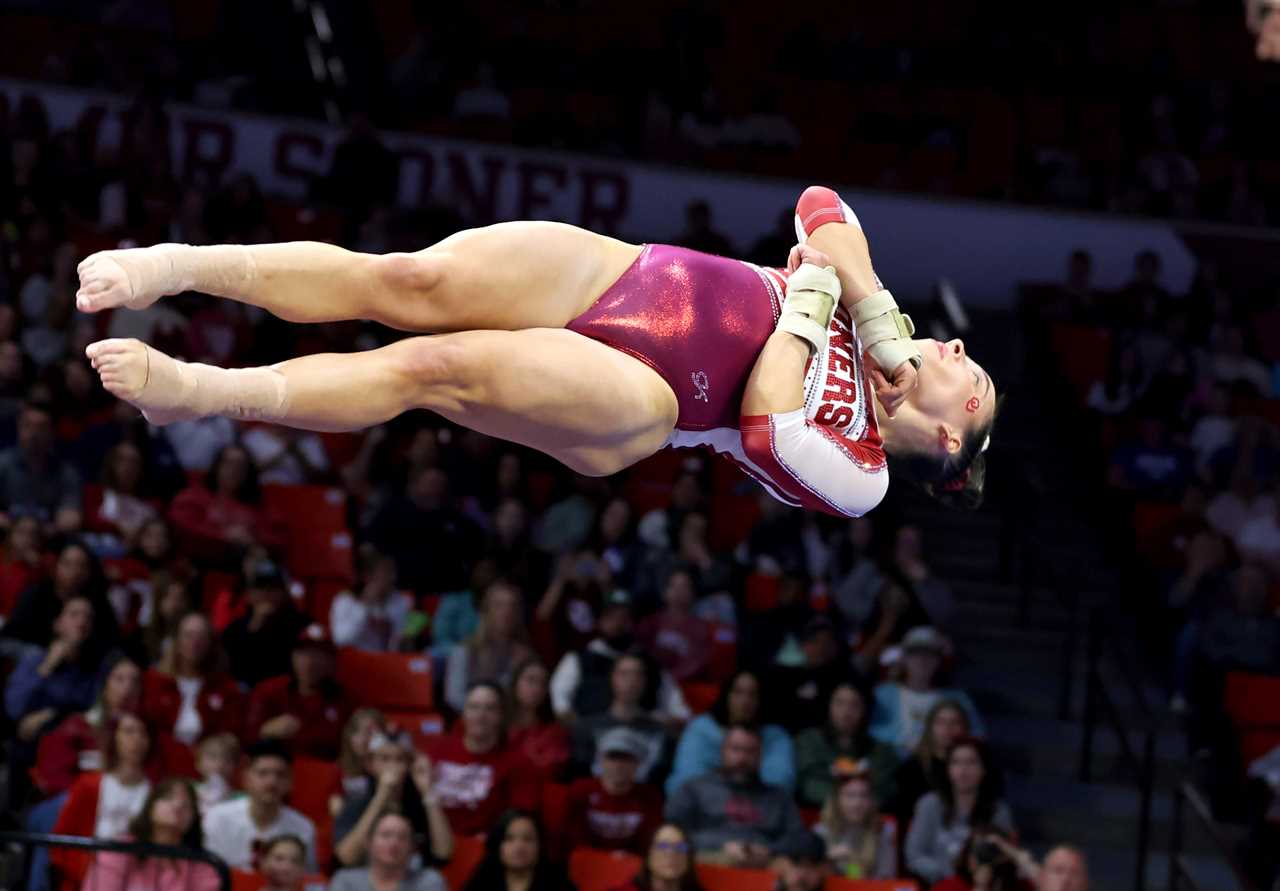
top-left (1048, 324), bottom-right (1111, 402)
top-left (708, 623), bottom-right (738, 682)
top-left (1223, 672), bottom-right (1280, 765)
top-left (680, 681), bottom-right (720, 716)
top-left (288, 757), bottom-right (341, 829)
top-left (383, 711), bottom-right (446, 750)
top-left (694, 863), bottom-right (777, 891)
top-left (261, 485), bottom-right (348, 533)
top-left (441, 835), bottom-right (486, 890)
top-left (335, 647), bottom-right (434, 711)
top-left (824, 879), bottom-right (919, 891)
top-left (231, 870), bottom-right (265, 891)
top-left (287, 528), bottom-right (355, 584)
top-left (569, 848), bottom-right (642, 891)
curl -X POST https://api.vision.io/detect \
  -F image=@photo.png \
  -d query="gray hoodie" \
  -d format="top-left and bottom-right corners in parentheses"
top-left (665, 770), bottom-right (810, 857)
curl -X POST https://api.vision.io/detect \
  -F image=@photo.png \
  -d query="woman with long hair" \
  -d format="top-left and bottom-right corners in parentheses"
top-left (167, 444), bottom-right (285, 562)
top-left (444, 578), bottom-right (535, 712)
top-left (892, 699), bottom-right (971, 828)
top-left (82, 187), bottom-right (997, 519)
top-left (795, 682), bottom-right (898, 808)
top-left (81, 778), bottom-right (218, 891)
top-left (507, 658), bottom-right (570, 781)
top-left (2, 540), bottom-right (118, 655)
top-left (815, 771), bottom-right (897, 880)
top-left (665, 668), bottom-right (794, 795)
top-left (613, 823), bottom-right (706, 891)
top-left (328, 707), bottom-right (384, 817)
top-left (905, 738), bottom-right (1014, 886)
top-left (86, 441), bottom-right (160, 557)
top-left (462, 810), bottom-right (574, 891)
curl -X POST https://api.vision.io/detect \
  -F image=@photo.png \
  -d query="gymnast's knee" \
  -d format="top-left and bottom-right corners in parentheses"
top-left (387, 336), bottom-right (482, 412)
top-left (370, 252), bottom-right (449, 306)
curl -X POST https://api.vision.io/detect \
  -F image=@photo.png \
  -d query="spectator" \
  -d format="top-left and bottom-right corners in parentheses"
top-left (332, 812), bottom-right (448, 891)
top-left (247, 623), bottom-right (353, 760)
top-left (636, 566), bottom-right (712, 682)
top-left (161, 415), bottom-right (237, 475)
top-left (550, 589), bottom-right (689, 723)
top-left (891, 525), bottom-right (957, 632)
top-left (35, 654), bottom-right (141, 796)
top-left (330, 547), bottom-right (413, 651)
top-left (80, 778), bottom-right (219, 891)
top-left (572, 652), bottom-right (671, 785)
top-left (365, 464), bottom-right (481, 593)
top-left (1038, 845), bottom-right (1089, 891)
top-left (142, 611), bottom-right (244, 756)
top-left (482, 496), bottom-right (547, 594)
top-left (444, 578), bottom-right (535, 713)
top-left (666, 725), bottom-right (809, 867)
top-left (3, 539), bottom-right (118, 656)
top-left (194, 732), bottom-right (240, 813)
top-left (428, 559), bottom-right (493, 659)
top-left (666, 669), bottom-right (794, 796)
top-left (330, 708), bottom-right (384, 817)
top-left (795, 682), bottom-right (897, 808)
top-left (815, 771), bottom-right (897, 880)
top-left (0, 400), bottom-right (82, 534)
top-left (168, 444), bottom-right (285, 563)
top-left (930, 828), bottom-right (1025, 891)
top-left (86, 441), bottom-right (160, 557)
top-left (461, 809), bottom-right (574, 891)
top-left (256, 835), bottom-right (308, 891)
top-left (5, 596), bottom-right (104, 752)
top-left (893, 700), bottom-right (972, 827)
top-left (51, 712), bottom-right (155, 891)
top-left (825, 517), bottom-right (885, 637)
top-left (425, 682), bottom-right (539, 836)
top-left (1181, 564), bottom-right (1280, 714)
top-left (594, 496), bottom-right (642, 594)
top-left (0, 515), bottom-right (45, 618)
top-left (673, 200), bottom-right (734, 257)
top-left (334, 726), bottom-right (453, 868)
top-left (905, 738), bottom-right (1014, 886)
top-left (870, 626), bottom-right (983, 757)
top-left (1106, 417), bottom-right (1194, 498)
top-left (507, 658), bottom-right (571, 782)
top-left (1085, 344), bottom-right (1142, 418)
top-left (773, 832), bottom-right (830, 891)
top-left (202, 740), bottom-right (317, 871)
top-left (764, 615), bottom-right (853, 732)
top-left (565, 727), bottom-right (663, 854)
top-left (613, 823), bottom-right (706, 891)
top-left (221, 559), bottom-right (310, 687)
top-left (535, 549), bottom-right (610, 666)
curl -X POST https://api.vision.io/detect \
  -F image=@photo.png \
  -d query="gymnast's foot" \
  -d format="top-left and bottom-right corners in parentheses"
top-left (76, 245), bottom-right (192, 313)
top-left (86, 338), bottom-right (198, 426)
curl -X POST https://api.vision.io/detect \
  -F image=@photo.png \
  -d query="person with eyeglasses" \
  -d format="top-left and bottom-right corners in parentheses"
top-left (613, 824), bottom-right (706, 891)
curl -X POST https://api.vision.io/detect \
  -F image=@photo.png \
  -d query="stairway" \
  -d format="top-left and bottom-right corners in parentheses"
top-left (892, 309), bottom-right (1245, 891)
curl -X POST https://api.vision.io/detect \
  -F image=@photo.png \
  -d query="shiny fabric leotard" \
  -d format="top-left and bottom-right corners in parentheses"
top-left (566, 243), bottom-right (889, 518)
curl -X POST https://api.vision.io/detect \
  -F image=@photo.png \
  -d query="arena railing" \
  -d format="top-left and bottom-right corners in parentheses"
top-left (0, 831), bottom-right (232, 891)
top-left (1168, 779), bottom-right (1261, 891)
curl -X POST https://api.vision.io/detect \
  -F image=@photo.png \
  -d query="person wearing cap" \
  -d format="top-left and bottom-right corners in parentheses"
top-left (334, 725), bottom-right (453, 869)
top-left (549, 588), bottom-right (690, 723)
top-left (571, 652), bottom-right (671, 784)
top-left (565, 726), bottom-right (663, 854)
top-left (665, 725), bottom-right (809, 869)
top-left (868, 626), bottom-right (983, 757)
top-left (221, 558), bottom-right (310, 688)
top-left (774, 831), bottom-right (831, 891)
top-left (246, 623), bottom-right (354, 760)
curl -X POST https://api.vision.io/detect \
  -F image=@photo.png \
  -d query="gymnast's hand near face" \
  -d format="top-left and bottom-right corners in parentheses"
top-left (869, 354), bottom-right (919, 419)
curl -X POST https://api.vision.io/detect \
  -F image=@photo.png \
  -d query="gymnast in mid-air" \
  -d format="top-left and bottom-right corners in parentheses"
top-left (78, 186), bottom-right (996, 518)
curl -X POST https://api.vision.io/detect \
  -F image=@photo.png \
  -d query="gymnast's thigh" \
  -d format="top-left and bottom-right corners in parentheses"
top-left (421, 328), bottom-right (679, 476)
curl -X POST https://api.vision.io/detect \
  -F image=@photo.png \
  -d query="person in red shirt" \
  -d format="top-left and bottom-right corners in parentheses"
top-left (565, 727), bottom-right (662, 855)
top-left (142, 611), bottom-right (244, 775)
top-left (507, 659), bottom-right (570, 782)
top-left (425, 682), bottom-right (538, 837)
top-left (635, 567), bottom-right (712, 683)
top-left (35, 654), bottom-right (141, 796)
top-left (246, 623), bottom-right (353, 760)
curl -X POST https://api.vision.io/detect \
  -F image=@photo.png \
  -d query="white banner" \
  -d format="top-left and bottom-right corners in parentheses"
top-left (1, 78), bottom-right (1200, 306)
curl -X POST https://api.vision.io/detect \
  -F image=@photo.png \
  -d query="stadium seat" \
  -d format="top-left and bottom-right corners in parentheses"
top-left (336, 648), bottom-right (434, 711)
top-left (569, 848), bottom-right (642, 891)
top-left (288, 757), bottom-right (341, 829)
top-left (694, 863), bottom-right (777, 891)
top-left (1048, 324), bottom-right (1111, 402)
top-left (441, 834), bottom-right (486, 890)
top-left (383, 711), bottom-right (446, 750)
top-left (824, 879), bottom-right (919, 891)
top-left (680, 681), bottom-right (720, 715)
top-left (1223, 671), bottom-right (1280, 764)
top-left (261, 484), bottom-right (348, 533)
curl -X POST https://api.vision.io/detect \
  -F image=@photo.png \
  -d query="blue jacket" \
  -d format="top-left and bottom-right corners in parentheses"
top-left (4, 650), bottom-right (99, 723)
top-left (665, 713), bottom-right (795, 796)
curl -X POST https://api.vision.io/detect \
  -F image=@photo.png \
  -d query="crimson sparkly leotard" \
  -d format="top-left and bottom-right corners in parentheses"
top-left (566, 190), bottom-right (889, 518)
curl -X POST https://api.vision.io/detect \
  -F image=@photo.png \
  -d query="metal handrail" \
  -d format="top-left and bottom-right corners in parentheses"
top-left (0, 831), bottom-right (232, 891)
top-left (1169, 781), bottom-right (1260, 891)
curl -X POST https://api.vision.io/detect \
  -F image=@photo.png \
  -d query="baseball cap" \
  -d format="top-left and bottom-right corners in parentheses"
top-left (901, 625), bottom-right (947, 655)
top-left (598, 727), bottom-right (645, 761)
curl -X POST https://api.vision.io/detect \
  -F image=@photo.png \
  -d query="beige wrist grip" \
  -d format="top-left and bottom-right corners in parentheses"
top-left (851, 289), bottom-right (923, 373)
top-left (777, 264), bottom-right (841, 353)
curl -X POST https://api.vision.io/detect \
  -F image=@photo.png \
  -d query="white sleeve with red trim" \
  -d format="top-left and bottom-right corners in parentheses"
top-left (739, 408), bottom-right (889, 518)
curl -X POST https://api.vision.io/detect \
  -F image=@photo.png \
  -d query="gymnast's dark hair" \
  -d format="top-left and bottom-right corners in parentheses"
top-left (888, 397), bottom-right (1002, 511)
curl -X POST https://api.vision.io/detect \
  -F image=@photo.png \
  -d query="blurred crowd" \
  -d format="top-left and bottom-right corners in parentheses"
top-left (0, 0), bottom-right (1277, 228)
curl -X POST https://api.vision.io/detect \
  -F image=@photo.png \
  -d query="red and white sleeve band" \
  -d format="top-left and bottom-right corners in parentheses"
top-left (740, 408), bottom-right (889, 518)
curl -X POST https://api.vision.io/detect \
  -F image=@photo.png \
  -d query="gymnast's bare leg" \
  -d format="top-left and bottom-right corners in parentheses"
top-left (86, 329), bottom-right (679, 477)
top-left (75, 222), bottom-right (642, 333)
